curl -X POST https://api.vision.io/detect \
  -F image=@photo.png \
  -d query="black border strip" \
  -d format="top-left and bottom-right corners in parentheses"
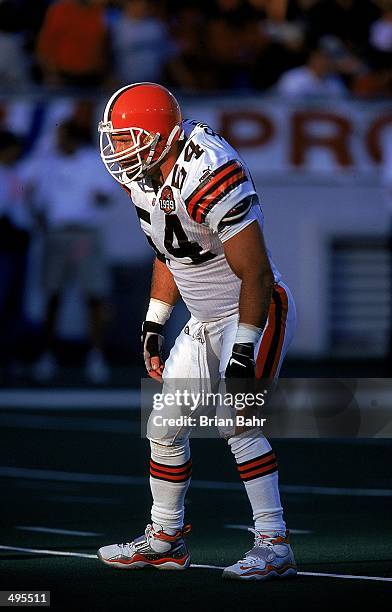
top-left (135, 206), bottom-right (151, 224)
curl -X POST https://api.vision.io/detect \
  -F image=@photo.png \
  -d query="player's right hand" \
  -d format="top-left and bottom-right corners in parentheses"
top-left (141, 321), bottom-right (165, 382)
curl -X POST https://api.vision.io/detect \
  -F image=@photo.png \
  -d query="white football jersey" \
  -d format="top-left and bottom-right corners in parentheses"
top-left (124, 120), bottom-right (281, 322)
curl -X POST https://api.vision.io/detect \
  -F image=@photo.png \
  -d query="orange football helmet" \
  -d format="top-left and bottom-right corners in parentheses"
top-left (98, 82), bottom-right (183, 184)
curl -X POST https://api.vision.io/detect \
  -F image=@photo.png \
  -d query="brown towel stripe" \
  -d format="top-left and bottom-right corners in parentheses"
top-left (237, 451), bottom-right (278, 482)
top-left (237, 450), bottom-right (275, 471)
top-left (150, 458), bottom-right (192, 483)
top-left (239, 462), bottom-right (278, 482)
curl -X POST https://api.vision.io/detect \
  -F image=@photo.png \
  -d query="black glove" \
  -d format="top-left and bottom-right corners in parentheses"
top-left (225, 343), bottom-right (255, 379)
top-left (141, 321), bottom-right (164, 375)
top-left (225, 343), bottom-right (259, 429)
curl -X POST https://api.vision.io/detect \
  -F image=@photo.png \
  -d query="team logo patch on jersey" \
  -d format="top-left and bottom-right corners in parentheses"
top-left (159, 186), bottom-right (176, 214)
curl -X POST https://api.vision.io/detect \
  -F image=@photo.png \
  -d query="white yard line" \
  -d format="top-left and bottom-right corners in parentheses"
top-left (0, 547), bottom-right (390, 583)
top-left (192, 564), bottom-right (225, 569)
top-left (0, 414), bottom-right (139, 434)
top-left (0, 390), bottom-right (140, 409)
top-left (16, 526), bottom-right (102, 537)
top-left (280, 484), bottom-right (392, 497)
top-left (0, 545), bottom-right (97, 559)
top-left (298, 571), bottom-right (392, 582)
top-left (224, 524), bottom-right (312, 534)
top-left (0, 466), bottom-right (140, 485)
top-left (1, 466), bottom-right (392, 497)
top-left (41, 494), bottom-right (119, 505)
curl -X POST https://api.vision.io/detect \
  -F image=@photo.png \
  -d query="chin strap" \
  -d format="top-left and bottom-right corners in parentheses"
top-left (147, 125), bottom-right (183, 172)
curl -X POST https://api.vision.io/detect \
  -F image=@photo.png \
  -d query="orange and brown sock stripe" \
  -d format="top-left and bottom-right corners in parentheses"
top-left (237, 450), bottom-right (278, 482)
top-left (150, 458), bottom-right (192, 483)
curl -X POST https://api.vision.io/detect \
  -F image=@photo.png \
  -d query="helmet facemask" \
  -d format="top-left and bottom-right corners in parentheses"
top-left (98, 122), bottom-right (160, 184)
top-left (98, 121), bottom-right (181, 185)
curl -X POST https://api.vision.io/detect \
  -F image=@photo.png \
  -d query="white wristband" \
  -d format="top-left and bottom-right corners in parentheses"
top-left (235, 323), bottom-right (262, 345)
top-left (145, 298), bottom-right (174, 325)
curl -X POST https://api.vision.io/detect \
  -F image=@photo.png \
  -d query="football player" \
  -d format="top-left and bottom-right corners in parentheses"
top-left (97, 83), bottom-right (297, 581)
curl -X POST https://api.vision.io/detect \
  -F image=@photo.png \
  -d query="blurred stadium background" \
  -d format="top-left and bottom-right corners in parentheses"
top-left (0, 1), bottom-right (391, 609)
top-left (0, 0), bottom-right (391, 380)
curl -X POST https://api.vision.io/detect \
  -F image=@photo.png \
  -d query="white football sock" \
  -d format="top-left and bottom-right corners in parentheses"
top-left (149, 440), bottom-right (191, 532)
top-left (228, 429), bottom-right (286, 534)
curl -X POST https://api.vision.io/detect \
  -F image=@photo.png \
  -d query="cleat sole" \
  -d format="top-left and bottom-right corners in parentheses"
top-left (222, 565), bottom-right (297, 582)
top-left (97, 551), bottom-right (190, 571)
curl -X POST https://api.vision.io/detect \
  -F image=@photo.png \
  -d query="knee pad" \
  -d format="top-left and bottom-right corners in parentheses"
top-left (146, 411), bottom-right (184, 445)
top-left (150, 439), bottom-right (190, 464)
top-left (227, 427), bottom-right (264, 447)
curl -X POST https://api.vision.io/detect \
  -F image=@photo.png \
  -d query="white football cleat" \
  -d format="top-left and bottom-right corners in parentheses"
top-left (223, 529), bottom-right (297, 581)
top-left (97, 524), bottom-right (191, 570)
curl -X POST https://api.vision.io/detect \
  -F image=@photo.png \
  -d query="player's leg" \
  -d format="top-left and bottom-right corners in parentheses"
top-left (148, 317), bottom-right (221, 533)
top-left (98, 430), bottom-right (192, 571)
top-left (98, 317), bottom-right (219, 570)
top-left (221, 282), bottom-right (297, 580)
top-left (227, 282), bottom-right (296, 534)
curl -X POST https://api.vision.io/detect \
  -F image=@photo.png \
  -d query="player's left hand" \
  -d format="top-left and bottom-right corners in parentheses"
top-left (225, 343), bottom-right (258, 436)
top-left (141, 321), bottom-right (165, 383)
top-left (225, 343), bottom-right (255, 378)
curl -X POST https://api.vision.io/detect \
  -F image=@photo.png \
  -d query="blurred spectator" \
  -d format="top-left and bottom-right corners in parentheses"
top-left (276, 45), bottom-right (347, 96)
top-left (0, 0), bottom-right (30, 90)
top-left (0, 130), bottom-right (31, 377)
top-left (353, 0), bottom-right (392, 98)
top-left (110, 0), bottom-right (170, 85)
top-left (301, 0), bottom-right (380, 53)
top-left (19, 0), bottom-right (53, 83)
top-left (164, 5), bottom-right (217, 91)
top-left (29, 119), bottom-right (113, 384)
top-left (37, 0), bottom-right (109, 89)
top-left (247, 0), bottom-right (288, 21)
top-left (0, 32), bottom-right (29, 90)
top-left (370, 4), bottom-right (392, 53)
top-left (251, 21), bottom-right (307, 89)
top-left (204, 0), bottom-right (260, 89)
top-left (381, 124), bottom-right (392, 370)
top-left (318, 35), bottom-right (365, 89)
top-left (368, 1), bottom-right (392, 78)
top-left (353, 65), bottom-right (392, 97)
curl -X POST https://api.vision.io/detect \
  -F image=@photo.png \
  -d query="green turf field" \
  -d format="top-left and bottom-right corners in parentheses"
top-left (0, 394), bottom-right (390, 611)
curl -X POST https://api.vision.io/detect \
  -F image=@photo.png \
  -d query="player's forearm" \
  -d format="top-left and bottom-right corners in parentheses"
top-left (238, 270), bottom-right (274, 330)
top-left (150, 257), bottom-right (180, 306)
top-left (225, 271), bottom-right (274, 379)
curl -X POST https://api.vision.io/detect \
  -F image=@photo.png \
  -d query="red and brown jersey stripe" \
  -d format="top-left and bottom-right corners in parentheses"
top-left (237, 450), bottom-right (278, 482)
top-left (150, 458), bottom-right (192, 483)
top-left (185, 160), bottom-right (248, 224)
top-left (255, 284), bottom-right (289, 380)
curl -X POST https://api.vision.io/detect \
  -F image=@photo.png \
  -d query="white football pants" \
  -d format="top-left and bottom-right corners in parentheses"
top-left (147, 281), bottom-right (296, 445)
